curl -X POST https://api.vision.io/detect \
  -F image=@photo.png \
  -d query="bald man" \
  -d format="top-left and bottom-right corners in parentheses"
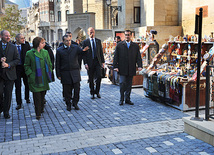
top-left (0, 30), bottom-right (20, 119)
top-left (82, 27), bottom-right (105, 99)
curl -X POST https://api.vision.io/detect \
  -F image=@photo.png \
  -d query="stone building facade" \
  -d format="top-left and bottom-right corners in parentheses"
top-left (181, 0), bottom-right (214, 38)
top-left (24, 0), bottom-right (214, 44)
top-left (24, 2), bottom-right (40, 42)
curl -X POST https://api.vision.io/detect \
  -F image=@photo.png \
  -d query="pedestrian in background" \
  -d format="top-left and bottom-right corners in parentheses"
top-left (14, 33), bottom-right (31, 110)
top-left (24, 37), bottom-right (52, 120)
top-left (113, 30), bottom-right (142, 106)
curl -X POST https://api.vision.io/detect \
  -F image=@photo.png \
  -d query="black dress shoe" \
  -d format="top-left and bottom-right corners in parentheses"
top-left (26, 99), bottom-right (30, 103)
top-left (91, 94), bottom-right (95, 99)
top-left (4, 114), bottom-right (10, 119)
top-left (74, 105), bottom-right (80, 110)
top-left (119, 101), bottom-right (124, 106)
top-left (97, 94), bottom-right (101, 98)
top-left (125, 101), bottom-right (134, 105)
top-left (16, 105), bottom-right (22, 110)
top-left (66, 102), bottom-right (72, 111)
top-left (36, 116), bottom-right (41, 120)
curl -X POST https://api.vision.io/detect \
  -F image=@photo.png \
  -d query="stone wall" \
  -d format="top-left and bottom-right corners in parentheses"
top-left (154, 0), bottom-right (178, 26)
top-left (182, 0), bottom-right (214, 37)
top-left (82, 0), bottom-right (106, 29)
top-left (95, 29), bottom-right (113, 42)
top-left (118, 0), bottom-right (141, 30)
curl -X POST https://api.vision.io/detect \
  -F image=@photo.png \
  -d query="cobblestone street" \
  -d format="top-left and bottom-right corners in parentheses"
top-left (0, 70), bottom-right (214, 155)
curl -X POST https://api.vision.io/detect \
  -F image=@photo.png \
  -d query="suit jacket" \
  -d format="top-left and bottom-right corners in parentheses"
top-left (0, 41), bottom-right (20, 80)
top-left (56, 44), bottom-right (84, 84)
top-left (44, 43), bottom-right (55, 81)
top-left (14, 41), bottom-right (31, 65)
top-left (113, 40), bottom-right (142, 76)
top-left (82, 38), bottom-right (105, 67)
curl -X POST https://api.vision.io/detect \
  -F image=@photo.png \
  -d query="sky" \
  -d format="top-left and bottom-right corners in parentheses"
top-left (9, 0), bottom-right (38, 8)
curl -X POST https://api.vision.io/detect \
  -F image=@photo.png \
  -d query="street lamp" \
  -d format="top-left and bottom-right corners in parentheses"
top-left (106, 0), bottom-right (122, 12)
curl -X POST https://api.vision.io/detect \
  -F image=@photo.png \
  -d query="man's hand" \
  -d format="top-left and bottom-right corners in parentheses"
top-left (102, 63), bottom-right (105, 68)
top-left (114, 68), bottom-right (119, 72)
top-left (83, 46), bottom-right (89, 51)
top-left (85, 64), bottom-right (89, 70)
top-left (138, 67), bottom-right (143, 71)
top-left (57, 77), bottom-right (61, 80)
top-left (2, 62), bottom-right (9, 68)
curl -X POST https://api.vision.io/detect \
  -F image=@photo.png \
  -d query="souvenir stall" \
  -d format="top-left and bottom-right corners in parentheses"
top-left (142, 35), bottom-right (214, 111)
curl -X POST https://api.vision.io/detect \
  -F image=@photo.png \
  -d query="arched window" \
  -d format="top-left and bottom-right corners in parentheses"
top-left (58, 29), bottom-right (63, 41)
top-left (58, 11), bottom-right (61, 22)
top-left (66, 10), bottom-right (69, 21)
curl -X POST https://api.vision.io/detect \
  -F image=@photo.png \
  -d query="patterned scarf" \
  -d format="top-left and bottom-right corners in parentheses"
top-left (34, 51), bottom-right (52, 87)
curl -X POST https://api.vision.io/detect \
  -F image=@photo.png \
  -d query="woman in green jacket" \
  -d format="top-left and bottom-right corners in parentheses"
top-left (24, 37), bottom-right (52, 120)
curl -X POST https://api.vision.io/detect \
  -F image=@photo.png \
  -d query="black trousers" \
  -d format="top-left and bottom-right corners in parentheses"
top-left (87, 58), bottom-right (102, 95)
top-left (63, 82), bottom-right (80, 104)
top-left (119, 75), bottom-right (133, 102)
top-left (14, 65), bottom-right (30, 105)
top-left (0, 77), bottom-right (14, 115)
top-left (32, 91), bottom-right (46, 117)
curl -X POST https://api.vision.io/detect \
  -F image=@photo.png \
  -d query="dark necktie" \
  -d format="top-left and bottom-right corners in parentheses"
top-left (17, 45), bottom-right (22, 64)
top-left (2, 44), bottom-right (6, 50)
top-left (91, 39), bottom-right (96, 59)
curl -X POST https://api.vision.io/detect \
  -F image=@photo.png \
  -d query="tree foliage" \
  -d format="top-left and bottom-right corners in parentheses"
top-left (0, 5), bottom-right (26, 38)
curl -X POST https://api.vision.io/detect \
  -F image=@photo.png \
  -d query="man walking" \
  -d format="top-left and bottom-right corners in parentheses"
top-left (14, 33), bottom-right (31, 110)
top-left (0, 30), bottom-right (20, 118)
top-left (82, 27), bottom-right (105, 99)
top-left (113, 30), bottom-right (142, 106)
top-left (56, 35), bottom-right (88, 111)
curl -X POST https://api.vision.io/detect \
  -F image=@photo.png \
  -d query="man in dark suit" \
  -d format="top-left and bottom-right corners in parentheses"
top-left (82, 27), bottom-right (105, 99)
top-left (58, 32), bottom-right (78, 101)
top-left (113, 30), bottom-right (142, 106)
top-left (0, 30), bottom-right (20, 118)
top-left (14, 33), bottom-right (31, 110)
top-left (56, 35), bottom-right (88, 111)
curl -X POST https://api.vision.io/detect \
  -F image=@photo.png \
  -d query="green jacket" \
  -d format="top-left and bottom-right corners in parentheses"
top-left (24, 48), bottom-right (52, 92)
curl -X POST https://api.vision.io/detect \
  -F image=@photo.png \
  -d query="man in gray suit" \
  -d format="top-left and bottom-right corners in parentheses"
top-left (56, 35), bottom-right (88, 111)
top-left (0, 30), bottom-right (20, 119)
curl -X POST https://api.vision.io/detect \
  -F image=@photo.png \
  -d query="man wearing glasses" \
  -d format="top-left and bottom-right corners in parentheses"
top-left (14, 34), bottom-right (31, 110)
top-left (113, 30), bottom-right (142, 106)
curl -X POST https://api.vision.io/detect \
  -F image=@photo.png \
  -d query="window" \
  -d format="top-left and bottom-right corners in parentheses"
top-left (134, 7), bottom-right (140, 23)
top-left (66, 10), bottom-right (69, 21)
top-left (58, 11), bottom-right (61, 21)
top-left (50, 10), bottom-right (54, 21)
top-left (58, 29), bottom-right (63, 41)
